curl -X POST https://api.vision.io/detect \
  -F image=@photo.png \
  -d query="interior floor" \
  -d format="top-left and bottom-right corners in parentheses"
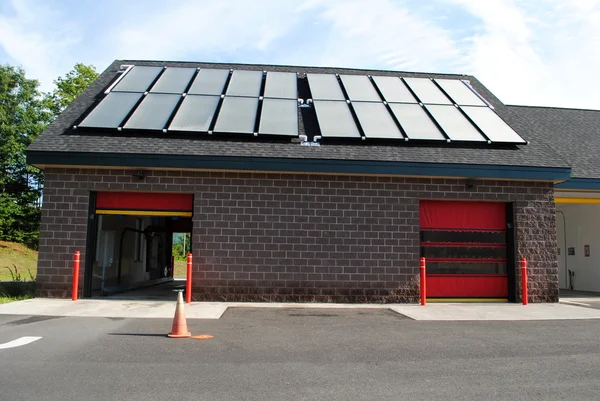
top-left (97, 279), bottom-right (187, 301)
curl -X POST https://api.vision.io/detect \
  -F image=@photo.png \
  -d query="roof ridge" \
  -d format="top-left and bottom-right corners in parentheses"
top-left (507, 104), bottom-right (600, 113)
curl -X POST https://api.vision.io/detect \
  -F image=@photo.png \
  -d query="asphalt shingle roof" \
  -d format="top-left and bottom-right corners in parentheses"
top-left (28, 60), bottom-right (569, 171)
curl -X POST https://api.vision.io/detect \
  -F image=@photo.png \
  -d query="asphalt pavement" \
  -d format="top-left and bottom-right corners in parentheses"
top-left (1, 308), bottom-right (600, 401)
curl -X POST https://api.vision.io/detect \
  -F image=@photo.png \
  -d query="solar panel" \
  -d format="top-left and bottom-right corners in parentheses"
top-left (388, 103), bottom-right (445, 140)
top-left (461, 106), bottom-right (526, 144)
top-left (188, 69), bottom-right (230, 95)
top-left (258, 99), bottom-right (298, 136)
top-left (123, 94), bottom-right (181, 130)
top-left (403, 77), bottom-right (452, 105)
top-left (307, 74), bottom-right (345, 101)
top-left (264, 72), bottom-right (297, 99)
top-left (372, 76), bottom-right (417, 103)
top-left (340, 75), bottom-right (380, 102)
top-left (168, 95), bottom-right (220, 132)
top-left (226, 70), bottom-right (263, 97)
top-left (352, 102), bottom-right (403, 139)
top-left (150, 67), bottom-right (196, 94)
top-left (79, 92), bottom-right (142, 128)
top-left (112, 66), bottom-right (163, 92)
top-left (213, 96), bottom-right (258, 134)
top-left (435, 79), bottom-right (486, 106)
top-left (425, 105), bottom-right (486, 142)
top-left (313, 101), bottom-right (360, 138)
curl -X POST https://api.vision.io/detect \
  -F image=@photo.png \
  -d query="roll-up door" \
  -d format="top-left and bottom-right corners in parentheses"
top-left (420, 200), bottom-right (509, 301)
top-left (95, 192), bottom-right (193, 217)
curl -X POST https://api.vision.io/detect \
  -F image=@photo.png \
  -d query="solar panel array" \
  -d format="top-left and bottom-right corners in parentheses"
top-left (78, 65), bottom-right (527, 145)
top-left (79, 66), bottom-right (299, 137)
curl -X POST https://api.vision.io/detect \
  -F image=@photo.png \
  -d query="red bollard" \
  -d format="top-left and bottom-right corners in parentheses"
top-left (186, 253), bottom-right (192, 304)
top-left (521, 257), bottom-right (528, 305)
top-left (72, 251), bottom-right (80, 301)
top-left (420, 257), bottom-right (426, 306)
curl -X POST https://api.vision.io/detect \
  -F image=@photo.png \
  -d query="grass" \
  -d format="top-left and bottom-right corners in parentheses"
top-left (174, 260), bottom-right (187, 277)
top-left (0, 294), bottom-right (33, 304)
top-left (0, 241), bottom-right (38, 281)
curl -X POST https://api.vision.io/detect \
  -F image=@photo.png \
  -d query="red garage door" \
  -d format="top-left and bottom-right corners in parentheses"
top-left (420, 200), bottom-right (508, 301)
top-left (96, 192), bottom-right (193, 216)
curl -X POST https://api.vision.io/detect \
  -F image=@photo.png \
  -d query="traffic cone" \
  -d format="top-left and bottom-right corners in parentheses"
top-left (167, 292), bottom-right (191, 338)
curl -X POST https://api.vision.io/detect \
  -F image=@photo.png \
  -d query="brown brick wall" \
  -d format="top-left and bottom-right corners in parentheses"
top-left (37, 168), bottom-right (558, 302)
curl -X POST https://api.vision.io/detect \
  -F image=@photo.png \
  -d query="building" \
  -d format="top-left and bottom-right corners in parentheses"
top-left (27, 60), bottom-right (573, 303)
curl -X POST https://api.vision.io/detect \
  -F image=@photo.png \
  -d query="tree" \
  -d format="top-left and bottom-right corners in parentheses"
top-left (0, 63), bottom-right (99, 248)
top-left (0, 65), bottom-right (52, 247)
top-left (45, 63), bottom-right (99, 116)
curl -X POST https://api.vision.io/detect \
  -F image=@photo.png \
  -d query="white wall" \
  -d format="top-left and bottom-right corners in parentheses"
top-left (556, 203), bottom-right (600, 292)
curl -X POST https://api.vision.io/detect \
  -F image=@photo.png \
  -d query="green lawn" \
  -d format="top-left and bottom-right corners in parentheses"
top-left (174, 260), bottom-right (187, 277)
top-left (0, 294), bottom-right (33, 304)
top-left (0, 241), bottom-right (38, 281)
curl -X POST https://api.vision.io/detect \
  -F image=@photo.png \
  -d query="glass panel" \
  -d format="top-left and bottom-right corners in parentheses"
top-left (79, 92), bottom-right (142, 128)
top-left (307, 74), bottom-right (345, 101)
top-left (426, 262), bottom-right (507, 275)
top-left (420, 231), bottom-right (506, 244)
top-left (264, 72), bottom-right (297, 99)
top-left (123, 94), bottom-right (180, 130)
top-left (421, 245), bottom-right (507, 259)
top-left (213, 96), bottom-right (258, 134)
top-left (425, 105), bottom-right (486, 142)
top-left (112, 66), bottom-right (163, 92)
top-left (259, 98), bottom-right (298, 136)
top-left (150, 67), bottom-right (196, 94)
top-left (461, 106), bottom-right (526, 143)
top-left (388, 103), bottom-right (445, 140)
top-left (313, 100), bottom-right (360, 138)
top-left (435, 79), bottom-right (486, 106)
top-left (372, 76), bottom-right (417, 103)
top-left (340, 75), bottom-right (380, 101)
top-left (403, 77), bottom-right (452, 104)
top-left (225, 70), bottom-right (263, 97)
top-left (168, 95), bottom-right (220, 132)
top-left (352, 102), bottom-right (402, 139)
top-left (188, 69), bottom-right (230, 95)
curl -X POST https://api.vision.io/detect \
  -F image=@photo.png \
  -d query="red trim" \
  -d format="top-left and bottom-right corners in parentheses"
top-left (420, 200), bottom-right (506, 230)
top-left (426, 274), bottom-right (508, 297)
top-left (96, 192), bottom-right (193, 212)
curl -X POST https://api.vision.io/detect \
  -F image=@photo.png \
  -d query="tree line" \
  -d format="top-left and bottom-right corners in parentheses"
top-left (0, 63), bottom-right (99, 249)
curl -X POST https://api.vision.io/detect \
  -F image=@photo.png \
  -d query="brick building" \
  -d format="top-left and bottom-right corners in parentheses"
top-left (27, 60), bottom-right (573, 303)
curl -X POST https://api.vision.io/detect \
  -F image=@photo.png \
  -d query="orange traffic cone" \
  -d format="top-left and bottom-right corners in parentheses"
top-left (167, 292), bottom-right (191, 338)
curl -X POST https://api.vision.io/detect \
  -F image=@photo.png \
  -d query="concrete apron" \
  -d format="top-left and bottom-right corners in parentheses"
top-left (3, 299), bottom-right (600, 321)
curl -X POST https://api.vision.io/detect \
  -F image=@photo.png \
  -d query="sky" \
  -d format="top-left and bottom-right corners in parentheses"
top-left (1, 0), bottom-right (599, 109)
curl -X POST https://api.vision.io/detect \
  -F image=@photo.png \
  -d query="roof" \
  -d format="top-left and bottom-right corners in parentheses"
top-left (27, 60), bottom-right (570, 181)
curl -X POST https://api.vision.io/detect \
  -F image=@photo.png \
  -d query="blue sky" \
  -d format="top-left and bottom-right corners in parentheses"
top-left (1, 0), bottom-right (599, 109)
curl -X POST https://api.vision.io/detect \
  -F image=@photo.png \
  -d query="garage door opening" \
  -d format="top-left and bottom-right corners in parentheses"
top-left (420, 200), bottom-right (514, 302)
top-left (85, 192), bottom-right (193, 300)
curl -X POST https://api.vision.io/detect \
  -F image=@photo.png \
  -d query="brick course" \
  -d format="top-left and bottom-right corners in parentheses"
top-left (37, 168), bottom-right (558, 303)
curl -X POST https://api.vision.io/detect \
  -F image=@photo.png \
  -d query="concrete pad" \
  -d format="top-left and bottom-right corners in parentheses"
top-left (0, 299), bottom-right (227, 319)
top-left (389, 303), bottom-right (600, 320)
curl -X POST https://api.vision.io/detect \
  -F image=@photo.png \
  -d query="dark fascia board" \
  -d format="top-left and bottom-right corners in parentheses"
top-left (27, 151), bottom-right (571, 182)
top-left (555, 178), bottom-right (600, 190)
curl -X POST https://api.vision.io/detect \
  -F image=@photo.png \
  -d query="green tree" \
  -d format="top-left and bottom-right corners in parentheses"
top-left (45, 63), bottom-right (98, 116)
top-left (0, 65), bottom-right (52, 247)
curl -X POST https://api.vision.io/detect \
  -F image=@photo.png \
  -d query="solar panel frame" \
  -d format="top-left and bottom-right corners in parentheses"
top-left (112, 66), bottom-right (164, 93)
top-left (123, 93), bottom-right (181, 130)
top-left (149, 67), bottom-right (196, 94)
top-left (340, 75), bottom-right (381, 102)
top-left (168, 95), bottom-right (220, 132)
top-left (225, 70), bottom-right (263, 97)
top-left (313, 100), bottom-right (361, 138)
top-left (372, 76), bottom-right (417, 103)
top-left (435, 79), bottom-right (486, 106)
top-left (307, 74), bottom-right (346, 101)
top-left (187, 69), bottom-right (230, 95)
top-left (264, 72), bottom-right (297, 99)
top-left (425, 104), bottom-right (486, 142)
top-left (403, 77), bottom-right (453, 105)
top-left (388, 103), bottom-right (446, 140)
top-left (79, 92), bottom-right (143, 129)
top-left (461, 106), bottom-right (526, 144)
top-left (258, 98), bottom-right (298, 136)
top-left (352, 102), bottom-right (403, 139)
top-left (213, 96), bottom-right (259, 134)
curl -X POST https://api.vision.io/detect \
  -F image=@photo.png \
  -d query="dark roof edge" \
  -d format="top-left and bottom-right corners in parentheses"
top-left (556, 178), bottom-right (600, 190)
top-left (507, 104), bottom-right (600, 113)
top-left (27, 151), bottom-right (570, 182)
